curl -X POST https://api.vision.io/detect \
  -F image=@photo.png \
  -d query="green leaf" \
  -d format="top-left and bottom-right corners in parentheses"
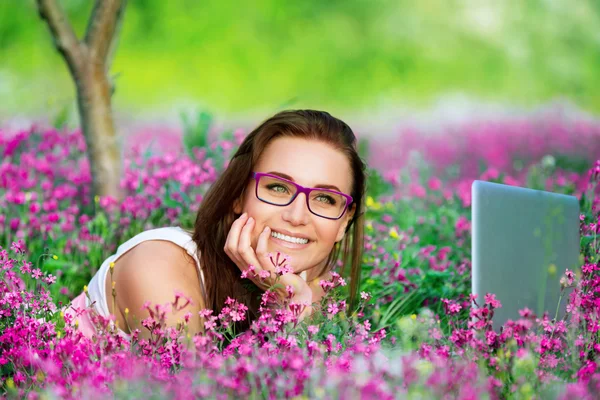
top-left (52, 106), bottom-right (70, 129)
top-left (181, 109), bottom-right (213, 157)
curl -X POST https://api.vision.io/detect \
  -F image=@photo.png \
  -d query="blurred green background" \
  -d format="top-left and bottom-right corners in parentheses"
top-left (1, 0), bottom-right (599, 121)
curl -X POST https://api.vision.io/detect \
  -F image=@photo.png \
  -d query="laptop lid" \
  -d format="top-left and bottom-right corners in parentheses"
top-left (471, 180), bottom-right (580, 330)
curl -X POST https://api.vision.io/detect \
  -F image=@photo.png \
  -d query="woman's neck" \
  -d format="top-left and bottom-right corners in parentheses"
top-left (303, 259), bottom-right (330, 283)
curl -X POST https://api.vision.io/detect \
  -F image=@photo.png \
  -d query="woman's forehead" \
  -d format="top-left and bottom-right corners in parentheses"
top-left (255, 137), bottom-right (353, 191)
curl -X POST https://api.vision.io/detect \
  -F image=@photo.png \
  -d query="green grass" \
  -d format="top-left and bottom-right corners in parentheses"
top-left (1, 0), bottom-right (600, 116)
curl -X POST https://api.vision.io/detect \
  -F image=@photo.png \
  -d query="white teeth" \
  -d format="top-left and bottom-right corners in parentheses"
top-left (271, 231), bottom-right (309, 244)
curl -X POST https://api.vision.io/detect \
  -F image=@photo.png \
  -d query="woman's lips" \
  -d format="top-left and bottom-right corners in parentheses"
top-left (269, 235), bottom-right (312, 250)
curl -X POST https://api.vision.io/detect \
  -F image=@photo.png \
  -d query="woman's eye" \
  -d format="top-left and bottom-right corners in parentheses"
top-left (267, 184), bottom-right (289, 194)
top-left (315, 194), bottom-right (336, 205)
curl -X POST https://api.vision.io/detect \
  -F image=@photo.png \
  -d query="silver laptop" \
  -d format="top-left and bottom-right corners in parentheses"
top-left (471, 180), bottom-right (580, 330)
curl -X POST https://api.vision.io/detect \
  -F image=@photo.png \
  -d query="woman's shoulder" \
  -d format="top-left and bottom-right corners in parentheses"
top-left (112, 227), bottom-right (196, 266)
top-left (109, 239), bottom-right (205, 336)
top-left (118, 239), bottom-right (197, 275)
top-left (117, 227), bottom-right (193, 251)
top-left (111, 239), bottom-right (203, 303)
top-left (109, 229), bottom-right (200, 298)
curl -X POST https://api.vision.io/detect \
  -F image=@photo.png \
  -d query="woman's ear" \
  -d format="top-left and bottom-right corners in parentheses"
top-left (233, 197), bottom-right (243, 214)
top-left (233, 185), bottom-right (248, 215)
top-left (335, 204), bottom-right (356, 242)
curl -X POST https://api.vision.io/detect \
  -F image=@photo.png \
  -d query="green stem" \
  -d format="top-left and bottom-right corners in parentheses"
top-left (378, 289), bottom-right (418, 329)
top-left (553, 292), bottom-right (564, 323)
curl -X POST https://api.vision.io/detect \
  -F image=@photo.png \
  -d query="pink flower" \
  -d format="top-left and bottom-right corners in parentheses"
top-left (285, 285), bottom-right (295, 298)
top-left (427, 176), bottom-right (442, 191)
top-left (442, 298), bottom-right (462, 315)
top-left (518, 307), bottom-right (534, 318)
top-left (454, 216), bottom-right (471, 238)
top-left (204, 317), bottom-right (217, 331)
top-left (481, 167), bottom-right (500, 180)
top-left (9, 218), bottom-right (20, 231)
top-left (240, 265), bottom-right (256, 279)
top-left (10, 240), bottom-right (25, 254)
top-left (577, 360), bottom-right (597, 381)
top-left (485, 330), bottom-right (497, 346)
top-left (230, 310), bottom-right (244, 322)
top-left (484, 293), bottom-right (502, 309)
top-left (20, 261), bottom-right (32, 274)
top-left (288, 302), bottom-right (307, 319)
top-left (307, 325), bottom-right (319, 335)
top-left (409, 183), bottom-right (427, 198)
top-left (363, 320), bottom-right (371, 332)
top-left (448, 302), bottom-right (462, 314)
top-left (327, 302), bottom-right (340, 318)
top-left (258, 270), bottom-right (271, 279)
top-left (275, 264), bottom-right (293, 275)
top-left (319, 280), bottom-right (335, 293)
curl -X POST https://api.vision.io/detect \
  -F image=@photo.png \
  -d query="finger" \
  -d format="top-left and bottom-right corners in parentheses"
top-left (237, 216), bottom-right (254, 255)
top-left (238, 217), bottom-right (262, 269)
top-left (224, 212), bottom-right (248, 261)
top-left (238, 220), bottom-right (279, 288)
top-left (226, 212), bottom-right (248, 250)
top-left (255, 226), bottom-right (271, 266)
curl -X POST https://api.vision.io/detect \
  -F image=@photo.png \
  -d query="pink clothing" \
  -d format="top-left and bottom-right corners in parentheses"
top-left (64, 227), bottom-right (204, 340)
top-left (62, 292), bottom-right (102, 340)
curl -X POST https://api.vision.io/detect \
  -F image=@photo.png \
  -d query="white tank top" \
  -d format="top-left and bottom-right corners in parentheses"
top-left (86, 226), bottom-right (205, 339)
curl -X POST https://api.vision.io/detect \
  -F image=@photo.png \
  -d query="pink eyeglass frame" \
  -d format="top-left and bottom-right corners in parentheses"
top-left (251, 172), bottom-right (353, 220)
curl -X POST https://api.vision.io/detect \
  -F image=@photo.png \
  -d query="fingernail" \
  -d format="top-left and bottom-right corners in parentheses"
top-left (241, 212), bottom-right (247, 218)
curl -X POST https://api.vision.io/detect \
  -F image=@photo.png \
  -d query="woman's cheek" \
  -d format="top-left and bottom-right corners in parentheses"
top-left (320, 225), bottom-right (339, 246)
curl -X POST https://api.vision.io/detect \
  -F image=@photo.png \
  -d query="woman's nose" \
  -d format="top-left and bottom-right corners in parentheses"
top-left (282, 193), bottom-right (311, 225)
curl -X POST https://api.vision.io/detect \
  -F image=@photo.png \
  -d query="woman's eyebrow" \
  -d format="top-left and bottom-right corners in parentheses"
top-left (267, 171), bottom-right (342, 192)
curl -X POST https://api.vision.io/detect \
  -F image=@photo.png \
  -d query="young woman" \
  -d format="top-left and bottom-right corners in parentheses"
top-left (66, 109), bottom-right (366, 339)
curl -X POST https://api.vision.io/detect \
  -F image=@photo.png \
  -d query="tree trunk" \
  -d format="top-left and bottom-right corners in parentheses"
top-left (76, 61), bottom-right (122, 201)
top-left (37, 0), bottom-right (126, 203)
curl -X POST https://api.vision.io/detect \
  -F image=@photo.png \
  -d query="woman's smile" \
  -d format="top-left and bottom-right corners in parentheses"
top-left (270, 228), bottom-right (312, 249)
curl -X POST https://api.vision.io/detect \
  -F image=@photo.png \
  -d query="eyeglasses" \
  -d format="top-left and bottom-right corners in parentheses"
top-left (251, 172), bottom-right (353, 220)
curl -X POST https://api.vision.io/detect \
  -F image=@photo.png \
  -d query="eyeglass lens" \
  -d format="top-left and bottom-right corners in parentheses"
top-left (256, 175), bottom-right (347, 219)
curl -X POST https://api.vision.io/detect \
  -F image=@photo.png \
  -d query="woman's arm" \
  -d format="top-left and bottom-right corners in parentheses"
top-left (307, 270), bottom-right (333, 305)
top-left (291, 270), bottom-right (334, 322)
top-left (109, 241), bottom-right (205, 340)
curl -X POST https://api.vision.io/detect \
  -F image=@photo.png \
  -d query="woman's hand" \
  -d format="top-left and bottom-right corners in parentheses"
top-left (224, 213), bottom-right (313, 312)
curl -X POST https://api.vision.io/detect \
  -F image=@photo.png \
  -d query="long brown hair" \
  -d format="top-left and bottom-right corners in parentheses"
top-left (192, 109), bottom-right (366, 331)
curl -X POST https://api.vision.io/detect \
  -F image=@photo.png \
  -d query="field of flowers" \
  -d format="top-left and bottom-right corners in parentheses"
top-left (2, 112), bottom-right (600, 399)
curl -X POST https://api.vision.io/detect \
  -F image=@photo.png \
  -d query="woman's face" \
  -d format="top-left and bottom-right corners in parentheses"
top-left (234, 137), bottom-right (355, 275)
